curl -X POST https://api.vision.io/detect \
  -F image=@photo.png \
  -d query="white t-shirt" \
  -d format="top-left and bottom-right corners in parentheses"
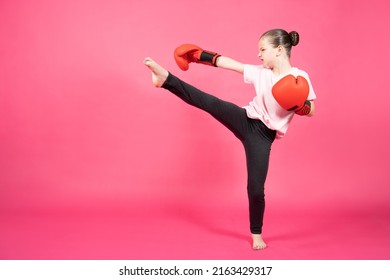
top-left (243, 64), bottom-right (316, 139)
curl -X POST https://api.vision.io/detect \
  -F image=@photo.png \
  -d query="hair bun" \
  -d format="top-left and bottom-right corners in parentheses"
top-left (289, 31), bottom-right (300, 46)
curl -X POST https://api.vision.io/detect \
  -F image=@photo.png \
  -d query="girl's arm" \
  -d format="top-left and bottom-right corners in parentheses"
top-left (215, 56), bottom-right (245, 74)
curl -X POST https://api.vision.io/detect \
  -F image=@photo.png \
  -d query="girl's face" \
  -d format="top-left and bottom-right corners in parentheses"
top-left (257, 37), bottom-right (279, 69)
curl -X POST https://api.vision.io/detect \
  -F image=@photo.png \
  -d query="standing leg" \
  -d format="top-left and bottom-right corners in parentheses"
top-left (242, 120), bottom-right (275, 249)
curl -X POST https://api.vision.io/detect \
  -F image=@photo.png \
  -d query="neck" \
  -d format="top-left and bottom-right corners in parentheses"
top-left (271, 59), bottom-right (292, 75)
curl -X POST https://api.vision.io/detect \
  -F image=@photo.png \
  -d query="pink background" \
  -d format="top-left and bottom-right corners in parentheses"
top-left (1, 0), bottom-right (389, 259)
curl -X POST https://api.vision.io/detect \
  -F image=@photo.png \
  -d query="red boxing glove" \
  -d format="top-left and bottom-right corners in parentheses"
top-left (295, 100), bottom-right (312, 116)
top-left (174, 44), bottom-right (220, 71)
top-left (272, 74), bottom-right (309, 111)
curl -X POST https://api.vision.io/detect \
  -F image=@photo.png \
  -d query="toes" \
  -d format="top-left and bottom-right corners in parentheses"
top-left (253, 243), bottom-right (267, 250)
top-left (143, 57), bottom-right (153, 66)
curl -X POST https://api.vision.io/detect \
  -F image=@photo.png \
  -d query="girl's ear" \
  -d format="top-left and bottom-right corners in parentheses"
top-left (276, 45), bottom-right (285, 57)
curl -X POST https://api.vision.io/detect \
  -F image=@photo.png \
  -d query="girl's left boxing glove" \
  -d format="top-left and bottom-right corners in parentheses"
top-left (174, 44), bottom-right (220, 71)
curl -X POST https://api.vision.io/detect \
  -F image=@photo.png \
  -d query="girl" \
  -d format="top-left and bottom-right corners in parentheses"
top-left (144, 29), bottom-right (316, 250)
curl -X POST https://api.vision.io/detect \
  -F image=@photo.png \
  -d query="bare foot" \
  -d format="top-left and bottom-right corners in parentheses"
top-left (252, 234), bottom-right (267, 250)
top-left (143, 57), bottom-right (169, 87)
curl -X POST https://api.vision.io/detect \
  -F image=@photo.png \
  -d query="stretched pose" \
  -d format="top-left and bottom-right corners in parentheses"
top-left (144, 29), bottom-right (316, 250)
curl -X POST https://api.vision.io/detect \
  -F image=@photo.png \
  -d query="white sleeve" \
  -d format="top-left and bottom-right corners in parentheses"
top-left (243, 64), bottom-right (260, 85)
top-left (299, 70), bottom-right (317, 100)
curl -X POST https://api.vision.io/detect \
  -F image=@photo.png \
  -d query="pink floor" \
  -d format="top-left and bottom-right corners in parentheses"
top-left (1, 195), bottom-right (389, 260)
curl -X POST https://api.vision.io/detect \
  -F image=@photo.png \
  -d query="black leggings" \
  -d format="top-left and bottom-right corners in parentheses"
top-left (162, 73), bottom-right (276, 234)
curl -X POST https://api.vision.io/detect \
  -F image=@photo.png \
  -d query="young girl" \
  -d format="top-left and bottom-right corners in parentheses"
top-left (144, 29), bottom-right (316, 250)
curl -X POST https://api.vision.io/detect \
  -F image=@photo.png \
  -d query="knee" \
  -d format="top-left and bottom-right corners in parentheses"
top-left (247, 185), bottom-right (265, 202)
